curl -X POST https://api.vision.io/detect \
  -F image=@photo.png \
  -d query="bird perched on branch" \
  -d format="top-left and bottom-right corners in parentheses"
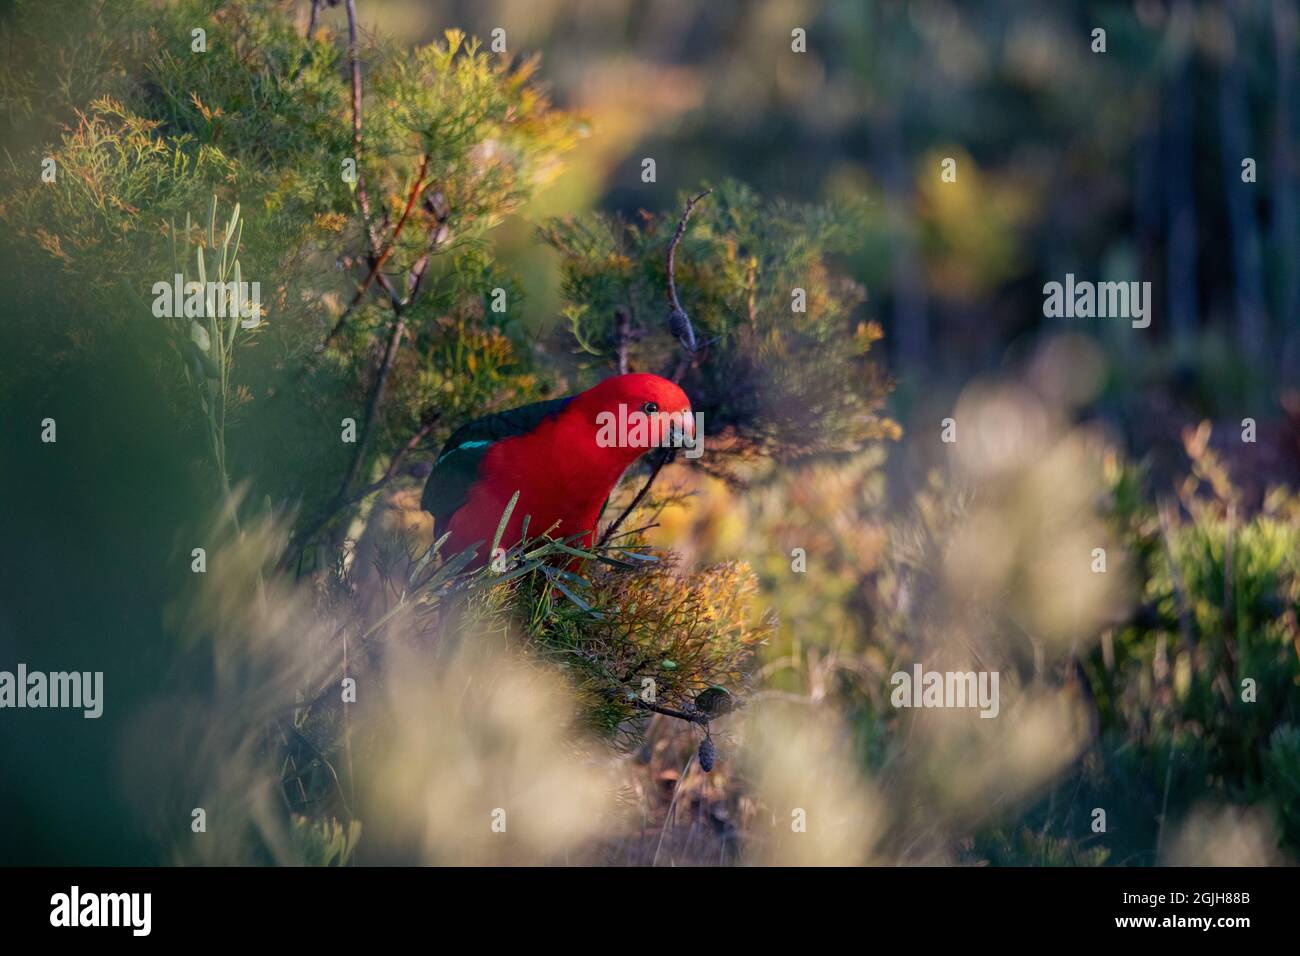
top-left (421, 373), bottom-right (693, 562)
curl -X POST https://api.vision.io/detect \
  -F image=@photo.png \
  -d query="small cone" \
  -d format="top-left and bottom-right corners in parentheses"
top-left (698, 736), bottom-right (716, 773)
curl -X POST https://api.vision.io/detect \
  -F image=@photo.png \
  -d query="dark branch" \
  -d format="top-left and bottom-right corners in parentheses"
top-left (665, 188), bottom-right (711, 355)
top-left (598, 447), bottom-right (673, 547)
top-left (342, 413), bottom-right (439, 505)
top-left (282, 414), bottom-right (438, 569)
top-left (337, 313), bottom-right (407, 498)
top-left (306, 0), bottom-right (322, 40)
top-left (324, 153), bottom-right (430, 347)
top-left (629, 696), bottom-right (710, 726)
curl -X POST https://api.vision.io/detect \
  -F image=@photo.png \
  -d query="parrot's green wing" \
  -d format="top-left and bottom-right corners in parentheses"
top-left (421, 395), bottom-right (574, 530)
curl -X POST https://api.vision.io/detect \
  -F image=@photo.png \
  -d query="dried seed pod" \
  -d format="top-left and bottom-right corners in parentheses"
top-left (698, 736), bottom-right (716, 773)
top-left (668, 307), bottom-right (696, 351)
top-left (694, 685), bottom-right (734, 717)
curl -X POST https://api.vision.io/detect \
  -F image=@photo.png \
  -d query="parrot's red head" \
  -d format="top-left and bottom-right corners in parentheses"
top-left (569, 372), bottom-right (695, 461)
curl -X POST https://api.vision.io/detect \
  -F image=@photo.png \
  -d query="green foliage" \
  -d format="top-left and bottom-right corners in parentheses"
top-left (366, 30), bottom-right (578, 239)
top-left (160, 197), bottom-right (256, 504)
top-left (1264, 725), bottom-right (1300, 848)
top-left (524, 557), bottom-right (771, 734)
top-left (1078, 430), bottom-right (1300, 835)
top-left (1007, 432), bottom-right (1300, 864)
top-left (541, 180), bottom-right (899, 475)
top-left (0, 0), bottom-right (580, 532)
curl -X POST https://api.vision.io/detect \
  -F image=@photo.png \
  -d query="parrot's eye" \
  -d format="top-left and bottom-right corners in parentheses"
top-left (641, 401), bottom-right (659, 415)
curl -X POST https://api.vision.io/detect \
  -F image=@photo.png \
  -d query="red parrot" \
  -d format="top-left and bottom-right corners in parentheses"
top-left (421, 373), bottom-right (694, 561)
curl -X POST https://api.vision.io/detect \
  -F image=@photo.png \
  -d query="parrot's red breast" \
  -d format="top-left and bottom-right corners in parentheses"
top-left (422, 373), bottom-right (693, 562)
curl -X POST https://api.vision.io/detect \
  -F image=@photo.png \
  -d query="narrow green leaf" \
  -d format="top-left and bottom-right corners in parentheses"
top-left (548, 576), bottom-right (592, 612)
top-left (227, 259), bottom-right (241, 353)
top-left (490, 490), bottom-right (520, 558)
top-left (224, 202), bottom-right (240, 248)
top-left (408, 531), bottom-right (452, 586)
top-left (437, 542), bottom-right (484, 581)
top-left (615, 550), bottom-right (659, 563)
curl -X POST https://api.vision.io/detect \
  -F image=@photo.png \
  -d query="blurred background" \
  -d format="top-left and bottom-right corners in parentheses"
top-left (339, 0), bottom-right (1300, 479)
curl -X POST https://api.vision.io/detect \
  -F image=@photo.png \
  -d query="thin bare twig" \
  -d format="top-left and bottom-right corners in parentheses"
top-left (666, 188), bottom-right (712, 336)
top-left (338, 315), bottom-right (407, 497)
top-left (341, 413), bottom-right (439, 505)
top-left (345, 0), bottom-right (379, 253)
top-left (606, 522), bottom-right (659, 541)
top-left (630, 696), bottom-right (709, 725)
top-left (598, 448), bottom-right (673, 546)
top-left (614, 306), bottom-right (631, 375)
top-left (283, 415), bottom-right (437, 568)
top-left (665, 189), bottom-right (711, 381)
top-left (1155, 743), bottom-right (1177, 862)
top-left (324, 153), bottom-right (430, 347)
top-left (285, 0), bottom-right (447, 568)
top-left (653, 751), bottom-right (696, 867)
top-left (600, 191), bottom-right (712, 543)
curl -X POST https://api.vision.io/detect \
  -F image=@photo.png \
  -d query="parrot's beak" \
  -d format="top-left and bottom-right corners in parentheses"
top-left (682, 410), bottom-right (696, 439)
top-left (666, 409), bottom-right (696, 452)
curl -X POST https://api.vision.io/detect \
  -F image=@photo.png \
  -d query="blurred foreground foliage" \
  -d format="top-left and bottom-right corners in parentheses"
top-left (661, 381), bottom-right (1299, 865)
